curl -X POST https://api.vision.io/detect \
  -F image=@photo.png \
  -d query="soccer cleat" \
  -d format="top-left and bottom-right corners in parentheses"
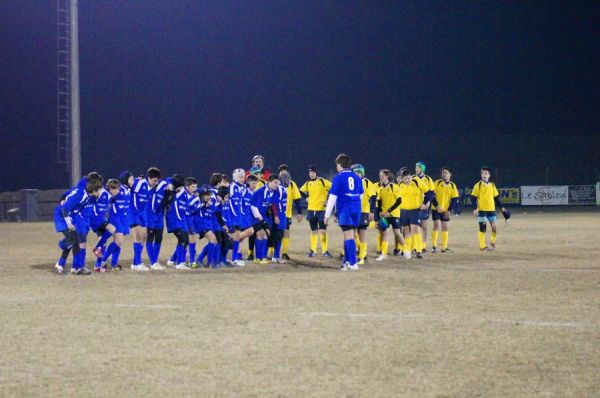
top-left (271, 258), bottom-right (286, 264)
top-left (376, 251), bottom-right (382, 255)
top-left (166, 260), bottom-right (176, 267)
top-left (480, 247), bottom-right (488, 252)
top-left (431, 247), bottom-right (437, 253)
top-left (393, 249), bottom-right (401, 256)
top-left (322, 251), bottom-right (333, 258)
top-left (54, 263), bottom-right (64, 274)
top-left (404, 251), bottom-right (412, 260)
top-left (150, 262), bottom-right (165, 270)
top-left (112, 264), bottom-right (123, 271)
top-left (306, 250), bottom-right (315, 258)
top-left (175, 263), bottom-right (191, 270)
top-left (246, 253), bottom-right (254, 261)
top-left (133, 264), bottom-right (150, 272)
top-left (347, 263), bottom-right (359, 271)
top-left (189, 262), bottom-right (200, 269)
top-left (340, 261), bottom-right (349, 271)
top-left (258, 259), bottom-right (270, 265)
top-left (253, 258), bottom-right (260, 264)
top-left (441, 248), bottom-right (451, 253)
top-left (94, 266), bottom-right (107, 273)
top-left (232, 259), bottom-right (246, 267)
top-left (487, 246), bottom-right (496, 252)
top-left (375, 254), bottom-right (386, 262)
top-left (93, 246), bottom-right (104, 258)
top-left (415, 253), bottom-right (423, 259)
top-left (282, 253), bottom-right (290, 260)
top-left (71, 267), bottom-right (91, 275)
top-left (357, 258), bottom-right (365, 265)
top-left (222, 260), bottom-right (233, 267)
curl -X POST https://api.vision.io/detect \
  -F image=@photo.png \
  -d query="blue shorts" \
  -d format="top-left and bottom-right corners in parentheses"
top-left (146, 211), bottom-right (164, 229)
top-left (337, 208), bottom-right (361, 229)
top-left (241, 216), bottom-right (254, 230)
top-left (378, 216), bottom-right (401, 230)
top-left (420, 208), bottom-right (430, 221)
top-left (274, 216), bottom-right (287, 231)
top-left (90, 220), bottom-right (109, 234)
top-left (188, 222), bottom-right (196, 235)
top-left (400, 209), bottom-right (422, 227)
top-left (431, 211), bottom-right (450, 222)
top-left (478, 211), bottom-right (497, 223)
top-left (307, 210), bottom-right (326, 231)
top-left (73, 216), bottom-right (90, 242)
top-left (109, 214), bottom-right (130, 235)
top-left (129, 210), bottom-right (147, 228)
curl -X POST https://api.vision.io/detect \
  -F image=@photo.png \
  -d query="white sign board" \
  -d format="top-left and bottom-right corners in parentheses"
top-left (521, 186), bottom-right (569, 206)
top-left (597, 183), bottom-right (600, 206)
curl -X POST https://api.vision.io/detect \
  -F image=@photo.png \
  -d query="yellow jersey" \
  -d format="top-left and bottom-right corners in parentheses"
top-left (300, 177), bottom-right (331, 211)
top-left (433, 179), bottom-right (459, 211)
top-left (415, 174), bottom-right (434, 201)
top-left (399, 177), bottom-right (429, 210)
top-left (361, 178), bottom-right (377, 213)
top-left (285, 180), bottom-right (302, 218)
top-left (471, 180), bottom-right (499, 212)
top-left (377, 182), bottom-right (402, 217)
top-left (256, 179), bottom-right (267, 189)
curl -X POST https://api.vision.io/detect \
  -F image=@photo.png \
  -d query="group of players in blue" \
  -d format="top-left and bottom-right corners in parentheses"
top-left (53, 153), bottom-right (364, 274)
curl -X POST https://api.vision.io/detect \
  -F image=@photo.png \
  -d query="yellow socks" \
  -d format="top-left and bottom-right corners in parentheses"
top-left (282, 237), bottom-right (289, 255)
top-left (381, 240), bottom-right (389, 256)
top-left (320, 233), bottom-right (328, 253)
top-left (413, 234), bottom-right (423, 254)
top-left (359, 242), bottom-right (367, 259)
top-left (310, 234), bottom-right (318, 252)
top-left (376, 233), bottom-right (382, 252)
top-left (432, 230), bottom-right (439, 248)
top-left (267, 247), bottom-right (274, 257)
top-left (491, 231), bottom-right (497, 246)
top-left (478, 231), bottom-right (486, 249)
top-left (441, 231), bottom-right (449, 250)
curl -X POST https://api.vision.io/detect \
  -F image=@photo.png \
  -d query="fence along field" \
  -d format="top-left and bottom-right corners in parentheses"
top-left (0, 210), bottom-right (599, 397)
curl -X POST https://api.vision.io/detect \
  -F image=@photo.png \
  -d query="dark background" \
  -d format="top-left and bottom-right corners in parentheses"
top-left (1, 1), bottom-right (599, 191)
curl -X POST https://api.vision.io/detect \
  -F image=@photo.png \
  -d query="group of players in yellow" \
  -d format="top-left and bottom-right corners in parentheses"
top-left (279, 160), bottom-right (508, 264)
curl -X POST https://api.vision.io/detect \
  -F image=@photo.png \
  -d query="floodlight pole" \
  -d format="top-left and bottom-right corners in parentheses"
top-left (70, 0), bottom-right (81, 186)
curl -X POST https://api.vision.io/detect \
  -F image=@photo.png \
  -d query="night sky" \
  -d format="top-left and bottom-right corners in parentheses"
top-left (1, 1), bottom-right (599, 191)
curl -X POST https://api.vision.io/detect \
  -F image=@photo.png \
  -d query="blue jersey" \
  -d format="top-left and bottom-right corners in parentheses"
top-left (111, 186), bottom-right (131, 218)
top-left (241, 187), bottom-right (255, 228)
top-left (222, 201), bottom-right (233, 229)
top-left (228, 182), bottom-right (247, 226)
top-left (166, 189), bottom-right (188, 232)
top-left (131, 177), bottom-right (152, 214)
top-left (273, 185), bottom-right (288, 230)
top-left (90, 188), bottom-right (111, 230)
top-left (60, 186), bottom-right (91, 221)
top-left (146, 179), bottom-right (169, 229)
top-left (194, 200), bottom-right (215, 232)
top-left (250, 185), bottom-right (277, 222)
top-left (209, 188), bottom-right (223, 231)
top-left (330, 169), bottom-right (363, 212)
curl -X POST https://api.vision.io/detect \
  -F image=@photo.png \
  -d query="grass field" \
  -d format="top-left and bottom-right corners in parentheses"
top-left (1, 211), bottom-right (599, 397)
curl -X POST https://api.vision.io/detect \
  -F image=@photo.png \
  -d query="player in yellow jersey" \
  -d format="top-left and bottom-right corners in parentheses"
top-left (277, 165), bottom-right (303, 260)
top-left (471, 167), bottom-right (506, 251)
top-left (350, 164), bottom-right (377, 264)
top-left (398, 168), bottom-right (431, 259)
top-left (431, 166), bottom-right (460, 253)
top-left (300, 165), bottom-right (332, 257)
top-left (375, 169), bottom-right (406, 262)
top-left (414, 161), bottom-right (435, 253)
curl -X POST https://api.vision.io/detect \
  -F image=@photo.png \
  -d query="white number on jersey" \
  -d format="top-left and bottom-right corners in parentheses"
top-left (348, 176), bottom-right (354, 191)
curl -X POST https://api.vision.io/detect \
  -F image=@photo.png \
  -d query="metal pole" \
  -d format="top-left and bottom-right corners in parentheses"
top-left (70, 0), bottom-right (81, 186)
top-left (545, 166), bottom-right (549, 185)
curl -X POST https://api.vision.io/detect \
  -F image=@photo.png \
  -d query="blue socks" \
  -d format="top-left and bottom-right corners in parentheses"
top-left (274, 239), bottom-right (282, 259)
top-left (232, 241), bottom-right (240, 261)
top-left (146, 241), bottom-right (155, 264)
top-left (197, 243), bottom-right (211, 264)
top-left (133, 242), bottom-right (143, 266)
top-left (96, 230), bottom-right (112, 249)
top-left (189, 243), bottom-right (196, 264)
top-left (111, 246), bottom-right (121, 266)
top-left (153, 242), bottom-right (162, 263)
top-left (344, 239), bottom-right (357, 265)
top-left (102, 242), bottom-right (117, 262)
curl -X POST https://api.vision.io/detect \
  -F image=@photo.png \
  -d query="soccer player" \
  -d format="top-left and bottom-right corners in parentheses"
top-left (270, 178), bottom-right (288, 264)
top-left (414, 162), bottom-right (435, 253)
top-left (324, 154), bottom-right (363, 270)
top-left (101, 171), bottom-right (134, 271)
top-left (250, 174), bottom-right (280, 264)
top-left (277, 167), bottom-right (303, 260)
top-left (54, 172), bottom-right (103, 274)
top-left (229, 169), bottom-right (254, 266)
top-left (130, 167), bottom-right (161, 270)
top-left (194, 184), bottom-right (220, 268)
top-left (351, 164), bottom-right (377, 264)
top-left (165, 174), bottom-right (191, 269)
top-left (431, 167), bottom-right (460, 253)
top-left (146, 175), bottom-right (173, 270)
top-left (375, 169), bottom-right (406, 261)
top-left (243, 174), bottom-right (259, 261)
top-left (91, 179), bottom-right (120, 272)
top-left (300, 165), bottom-right (332, 257)
top-left (399, 168), bottom-right (431, 259)
top-left (471, 167), bottom-right (506, 251)
top-left (185, 177), bottom-right (200, 267)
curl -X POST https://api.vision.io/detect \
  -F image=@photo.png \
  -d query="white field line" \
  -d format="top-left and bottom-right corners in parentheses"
top-left (114, 303), bottom-right (179, 310)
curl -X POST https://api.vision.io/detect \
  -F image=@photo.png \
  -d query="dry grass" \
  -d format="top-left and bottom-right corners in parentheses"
top-left (1, 211), bottom-right (599, 397)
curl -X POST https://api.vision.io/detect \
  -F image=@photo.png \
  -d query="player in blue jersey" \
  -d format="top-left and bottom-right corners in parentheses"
top-left (54, 172), bottom-right (104, 274)
top-left (129, 167), bottom-right (161, 270)
top-left (250, 174), bottom-right (280, 264)
top-left (165, 174), bottom-right (191, 270)
top-left (228, 169), bottom-right (254, 267)
top-left (90, 179), bottom-right (121, 272)
top-left (166, 177), bottom-right (199, 268)
top-left (270, 181), bottom-right (288, 264)
top-left (324, 154), bottom-right (364, 271)
top-left (146, 175), bottom-right (175, 270)
top-left (194, 185), bottom-right (220, 267)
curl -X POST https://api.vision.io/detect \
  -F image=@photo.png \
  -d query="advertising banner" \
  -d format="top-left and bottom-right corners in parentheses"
top-left (498, 187), bottom-right (520, 205)
top-left (521, 186), bottom-right (568, 206)
top-left (597, 183), bottom-right (600, 206)
top-left (568, 185), bottom-right (596, 205)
